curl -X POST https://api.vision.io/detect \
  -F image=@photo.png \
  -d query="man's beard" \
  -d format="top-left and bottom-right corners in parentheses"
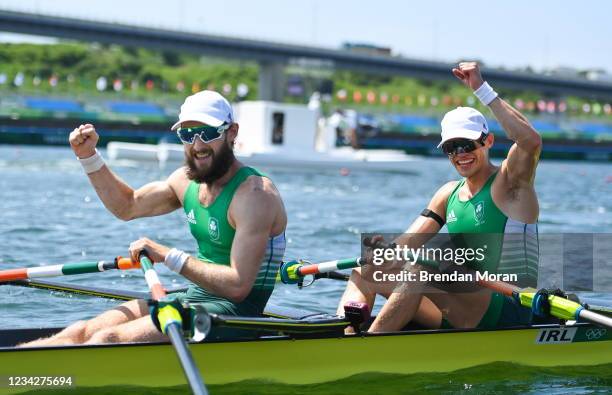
top-left (185, 139), bottom-right (236, 184)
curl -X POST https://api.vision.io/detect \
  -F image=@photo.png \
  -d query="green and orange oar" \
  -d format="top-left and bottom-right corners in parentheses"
top-left (0, 257), bottom-right (139, 283)
top-left (138, 252), bottom-right (207, 395)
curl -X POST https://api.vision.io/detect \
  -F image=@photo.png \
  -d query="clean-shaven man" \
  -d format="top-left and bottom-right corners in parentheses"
top-left (338, 62), bottom-right (542, 332)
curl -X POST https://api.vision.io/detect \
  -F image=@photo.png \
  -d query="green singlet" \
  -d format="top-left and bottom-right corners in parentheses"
top-left (444, 171), bottom-right (538, 329)
top-left (173, 166), bottom-right (286, 339)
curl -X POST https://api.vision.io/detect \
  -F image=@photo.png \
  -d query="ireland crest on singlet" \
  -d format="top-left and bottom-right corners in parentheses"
top-left (208, 217), bottom-right (220, 241)
top-left (474, 201), bottom-right (485, 226)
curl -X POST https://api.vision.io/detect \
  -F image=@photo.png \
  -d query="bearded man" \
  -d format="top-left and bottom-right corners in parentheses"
top-left (25, 91), bottom-right (287, 346)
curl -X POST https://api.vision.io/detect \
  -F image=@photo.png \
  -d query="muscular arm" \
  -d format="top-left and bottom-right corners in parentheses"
top-left (86, 166), bottom-right (183, 221)
top-left (178, 179), bottom-right (281, 302)
top-left (69, 123), bottom-right (182, 220)
top-left (453, 62), bottom-right (542, 187)
top-left (489, 97), bottom-right (542, 187)
top-left (452, 62), bottom-right (540, 222)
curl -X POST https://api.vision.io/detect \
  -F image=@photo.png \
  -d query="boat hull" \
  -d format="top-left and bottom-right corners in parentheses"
top-left (1, 324), bottom-right (610, 393)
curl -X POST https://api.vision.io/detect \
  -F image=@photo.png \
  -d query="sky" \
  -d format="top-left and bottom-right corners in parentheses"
top-left (0, 0), bottom-right (610, 73)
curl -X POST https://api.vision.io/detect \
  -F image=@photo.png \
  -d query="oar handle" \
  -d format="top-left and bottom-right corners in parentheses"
top-left (115, 256), bottom-right (140, 270)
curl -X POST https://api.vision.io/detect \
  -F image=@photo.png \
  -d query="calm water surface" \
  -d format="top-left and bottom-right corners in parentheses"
top-left (1, 145), bottom-right (611, 394)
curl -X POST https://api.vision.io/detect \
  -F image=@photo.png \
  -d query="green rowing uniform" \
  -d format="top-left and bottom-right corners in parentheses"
top-left (445, 171), bottom-right (538, 329)
top-left (175, 167), bottom-right (286, 338)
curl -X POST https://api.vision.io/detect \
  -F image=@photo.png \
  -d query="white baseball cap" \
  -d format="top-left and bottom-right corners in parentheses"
top-left (171, 90), bottom-right (234, 131)
top-left (437, 107), bottom-right (489, 148)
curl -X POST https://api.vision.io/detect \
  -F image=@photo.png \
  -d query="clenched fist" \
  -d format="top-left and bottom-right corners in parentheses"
top-left (69, 124), bottom-right (99, 159)
top-left (452, 62), bottom-right (485, 91)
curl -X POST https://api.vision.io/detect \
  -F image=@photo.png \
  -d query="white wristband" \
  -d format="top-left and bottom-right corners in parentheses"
top-left (473, 81), bottom-right (499, 106)
top-left (78, 149), bottom-right (105, 174)
top-left (165, 248), bottom-right (189, 274)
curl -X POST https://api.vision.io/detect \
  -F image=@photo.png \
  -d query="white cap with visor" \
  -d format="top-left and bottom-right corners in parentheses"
top-left (437, 107), bottom-right (489, 148)
top-left (171, 90), bottom-right (234, 131)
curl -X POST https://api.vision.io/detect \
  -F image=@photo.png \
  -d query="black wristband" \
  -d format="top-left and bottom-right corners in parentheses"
top-left (420, 209), bottom-right (445, 228)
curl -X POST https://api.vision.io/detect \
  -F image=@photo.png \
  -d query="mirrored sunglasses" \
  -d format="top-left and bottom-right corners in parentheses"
top-left (176, 123), bottom-right (230, 144)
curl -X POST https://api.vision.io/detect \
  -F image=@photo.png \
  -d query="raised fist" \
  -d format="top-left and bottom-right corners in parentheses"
top-left (452, 62), bottom-right (485, 91)
top-left (69, 124), bottom-right (99, 159)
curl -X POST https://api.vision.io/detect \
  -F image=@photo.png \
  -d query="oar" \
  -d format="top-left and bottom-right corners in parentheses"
top-left (0, 255), bottom-right (345, 287)
top-left (281, 255), bottom-right (612, 329)
top-left (0, 257), bottom-right (139, 283)
top-left (138, 252), bottom-right (207, 395)
top-left (4, 278), bottom-right (189, 300)
top-left (280, 236), bottom-right (441, 284)
top-left (478, 279), bottom-right (612, 329)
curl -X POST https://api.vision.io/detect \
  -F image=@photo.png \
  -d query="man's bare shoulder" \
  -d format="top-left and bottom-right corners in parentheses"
top-left (166, 166), bottom-right (191, 204)
top-left (234, 174), bottom-right (282, 206)
top-left (434, 180), bottom-right (460, 200)
top-left (230, 174), bottom-right (285, 231)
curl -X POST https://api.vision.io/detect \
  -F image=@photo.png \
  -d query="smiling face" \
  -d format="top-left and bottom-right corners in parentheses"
top-left (448, 134), bottom-right (494, 178)
top-left (182, 121), bottom-right (238, 184)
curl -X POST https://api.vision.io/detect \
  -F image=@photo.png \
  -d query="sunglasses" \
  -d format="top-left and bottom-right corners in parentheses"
top-left (176, 123), bottom-right (230, 144)
top-left (441, 134), bottom-right (487, 156)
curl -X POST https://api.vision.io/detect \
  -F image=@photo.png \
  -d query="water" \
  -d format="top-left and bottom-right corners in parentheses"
top-left (15, 364), bottom-right (612, 395)
top-left (1, 145), bottom-right (611, 394)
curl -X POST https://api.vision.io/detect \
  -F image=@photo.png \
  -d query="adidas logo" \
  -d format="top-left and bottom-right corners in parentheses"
top-left (447, 210), bottom-right (457, 223)
top-left (186, 209), bottom-right (197, 224)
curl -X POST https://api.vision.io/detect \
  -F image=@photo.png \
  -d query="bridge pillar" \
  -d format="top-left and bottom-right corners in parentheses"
top-left (258, 61), bottom-right (285, 102)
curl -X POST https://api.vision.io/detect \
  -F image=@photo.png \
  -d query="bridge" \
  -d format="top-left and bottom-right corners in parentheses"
top-left (1, 9), bottom-right (611, 101)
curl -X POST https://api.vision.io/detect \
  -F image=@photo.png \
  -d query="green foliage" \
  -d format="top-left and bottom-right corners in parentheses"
top-left (0, 42), bottom-right (608, 119)
top-left (0, 43), bottom-right (259, 101)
